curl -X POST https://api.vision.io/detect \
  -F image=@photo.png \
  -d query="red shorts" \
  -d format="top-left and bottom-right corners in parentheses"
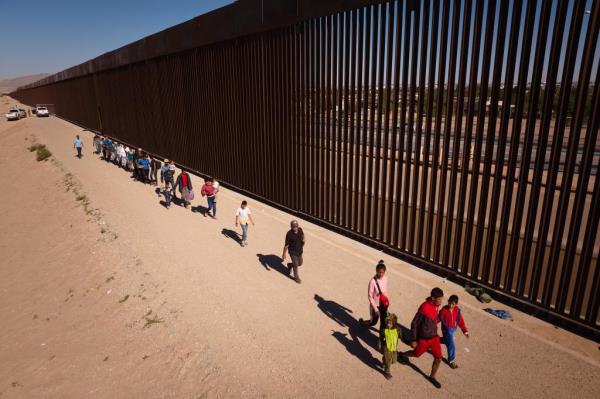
top-left (414, 336), bottom-right (443, 359)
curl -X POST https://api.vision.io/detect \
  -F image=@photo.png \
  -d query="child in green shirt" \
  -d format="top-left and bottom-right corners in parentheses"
top-left (382, 312), bottom-right (399, 380)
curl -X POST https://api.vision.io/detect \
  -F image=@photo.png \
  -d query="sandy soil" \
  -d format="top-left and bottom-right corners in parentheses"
top-left (0, 101), bottom-right (599, 399)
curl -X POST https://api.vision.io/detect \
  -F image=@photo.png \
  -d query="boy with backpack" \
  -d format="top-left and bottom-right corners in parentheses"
top-left (439, 295), bottom-right (469, 369)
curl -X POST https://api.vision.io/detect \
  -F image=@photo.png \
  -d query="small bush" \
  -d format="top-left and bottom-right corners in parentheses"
top-left (36, 145), bottom-right (52, 161)
top-left (28, 143), bottom-right (42, 152)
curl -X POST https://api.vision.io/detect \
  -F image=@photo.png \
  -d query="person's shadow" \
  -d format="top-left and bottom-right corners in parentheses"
top-left (314, 294), bottom-right (355, 327)
top-left (222, 228), bottom-right (241, 245)
top-left (256, 254), bottom-right (294, 279)
top-left (314, 294), bottom-right (384, 375)
top-left (192, 204), bottom-right (209, 214)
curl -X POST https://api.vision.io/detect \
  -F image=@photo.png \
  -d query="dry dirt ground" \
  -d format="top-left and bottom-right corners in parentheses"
top-left (0, 101), bottom-right (599, 398)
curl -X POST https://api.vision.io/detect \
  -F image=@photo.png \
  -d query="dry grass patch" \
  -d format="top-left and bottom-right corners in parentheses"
top-left (28, 143), bottom-right (52, 161)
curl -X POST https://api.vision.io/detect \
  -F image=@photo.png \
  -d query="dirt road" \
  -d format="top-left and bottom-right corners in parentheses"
top-left (0, 105), bottom-right (599, 398)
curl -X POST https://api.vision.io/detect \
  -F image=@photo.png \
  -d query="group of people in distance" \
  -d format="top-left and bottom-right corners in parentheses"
top-left (85, 133), bottom-right (467, 386)
top-left (87, 134), bottom-right (309, 282)
top-left (360, 261), bottom-right (469, 388)
top-left (91, 134), bottom-right (221, 214)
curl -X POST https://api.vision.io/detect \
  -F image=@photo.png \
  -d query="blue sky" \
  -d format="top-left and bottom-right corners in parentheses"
top-left (0, 0), bottom-right (233, 80)
top-left (0, 0), bottom-right (596, 85)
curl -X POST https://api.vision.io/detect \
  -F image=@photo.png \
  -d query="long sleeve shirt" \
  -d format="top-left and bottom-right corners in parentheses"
top-left (368, 275), bottom-right (388, 312)
top-left (410, 298), bottom-right (440, 340)
top-left (439, 306), bottom-right (468, 333)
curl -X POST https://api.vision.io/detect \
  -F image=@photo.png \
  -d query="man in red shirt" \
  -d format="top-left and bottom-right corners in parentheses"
top-left (175, 169), bottom-right (193, 209)
top-left (400, 287), bottom-right (444, 389)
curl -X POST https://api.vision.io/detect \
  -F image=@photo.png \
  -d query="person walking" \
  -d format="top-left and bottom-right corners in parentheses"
top-left (160, 159), bottom-right (173, 209)
top-left (359, 260), bottom-right (389, 347)
top-left (125, 147), bottom-right (134, 171)
top-left (200, 178), bottom-right (217, 218)
top-left (103, 137), bottom-right (113, 162)
top-left (399, 287), bottom-right (445, 389)
top-left (235, 200), bottom-right (255, 247)
top-left (136, 153), bottom-right (150, 183)
top-left (175, 169), bottom-right (193, 209)
top-left (281, 220), bottom-right (305, 284)
top-left (161, 159), bottom-right (172, 188)
top-left (168, 160), bottom-right (177, 199)
top-left (382, 313), bottom-right (400, 380)
top-left (439, 295), bottom-right (469, 369)
top-left (133, 149), bottom-right (143, 181)
top-left (115, 143), bottom-right (124, 167)
top-left (119, 145), bottom-right (128, 169)
top-left (151, 158), bottom-right (162, 186)
top-left (73, 135), bottom-right (83, 158)
top-left (93, 135), bottom-right (102, 154)
top-left (110, 140), bottom-right (118, 164)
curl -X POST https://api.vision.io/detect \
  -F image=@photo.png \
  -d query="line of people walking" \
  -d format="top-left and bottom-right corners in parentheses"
top-left (87, 134), bottom-right (466, 387)
top-left (91, 134), bottom-right (223, 216)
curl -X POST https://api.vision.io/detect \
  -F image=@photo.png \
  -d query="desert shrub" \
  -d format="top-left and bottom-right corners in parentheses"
top-left (28, 143), bottom-right (43, 152)
top-left (36, 145), bottom-right (52, 161)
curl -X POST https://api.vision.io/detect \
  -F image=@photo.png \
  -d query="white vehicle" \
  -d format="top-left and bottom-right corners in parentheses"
top-left (36, 106), bottom-right (49, 117)
top-left (5, 108), bottom-right (20, 121)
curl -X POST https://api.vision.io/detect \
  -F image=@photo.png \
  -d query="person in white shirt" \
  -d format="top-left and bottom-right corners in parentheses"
top-left (117, 144), bottom-right (127, 168)
top-left (235, 200), bottom-right (255, 247)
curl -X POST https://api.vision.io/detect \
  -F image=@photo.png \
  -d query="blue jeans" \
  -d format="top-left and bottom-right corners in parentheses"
top-left (240, 223), bottom-right (249, 242)
top-left (207, 196), bottom-right (216, 216)
top-left (441, 327), bottom-right (457, 362)
top-left (163, 188), bottom-right (172, 206)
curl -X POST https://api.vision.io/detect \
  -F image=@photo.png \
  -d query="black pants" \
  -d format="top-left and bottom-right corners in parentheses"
top-left (368, 305), bottom-right (387, 341)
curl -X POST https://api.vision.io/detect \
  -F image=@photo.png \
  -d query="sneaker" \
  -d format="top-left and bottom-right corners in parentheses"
top-left (429, 377), bottom-right (441, 389)
top-left (243, 240), bottom-right (248, 246)
top-left (449, 362), bottom-right (458, 369)
top-left (384, 372), bottom-right (392, 380)
top-left (240, 241), bottom-right (245, 247)
top-left (294, 277), bottom-right (302, 284)
top-left (287, 263), bottom-right (293, 275)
